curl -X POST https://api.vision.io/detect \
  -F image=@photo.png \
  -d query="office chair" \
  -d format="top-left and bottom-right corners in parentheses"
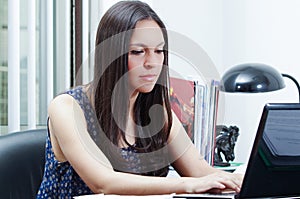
top-left (0, 128), bottom-right (47, 199)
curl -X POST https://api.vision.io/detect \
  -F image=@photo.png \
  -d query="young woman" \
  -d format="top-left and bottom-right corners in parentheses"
top-left (37, 1), bottom-right (243, 198)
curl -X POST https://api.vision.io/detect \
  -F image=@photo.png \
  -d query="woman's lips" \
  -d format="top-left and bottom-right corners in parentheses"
top-left (139, 74), bottom-right (157, 82)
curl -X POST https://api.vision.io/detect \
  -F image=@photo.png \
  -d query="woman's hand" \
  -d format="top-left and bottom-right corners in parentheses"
top-left (183, 172), bottom-right (243, 194)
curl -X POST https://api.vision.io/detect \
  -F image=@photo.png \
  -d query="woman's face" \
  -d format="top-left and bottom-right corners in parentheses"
top-left (128, 19), bottom-right (165, 97)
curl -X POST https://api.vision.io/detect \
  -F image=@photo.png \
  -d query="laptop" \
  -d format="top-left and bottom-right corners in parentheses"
top-left (174, 103), bottom-right (300, 199)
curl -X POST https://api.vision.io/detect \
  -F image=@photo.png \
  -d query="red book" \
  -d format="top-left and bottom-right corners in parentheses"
top-left (170, 77), bottom-right (195, 141)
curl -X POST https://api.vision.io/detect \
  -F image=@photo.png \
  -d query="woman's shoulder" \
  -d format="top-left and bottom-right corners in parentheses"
top-left (49, 86), bottom-right (84, 108)
top-left (48, 91), bottom-right (82, 118)
top-left (49, 93), bottom-right (76, 109)
top-left (47, 89), bottom-right (87, 138)
top-left (48, 85), bottom-right (92, 119)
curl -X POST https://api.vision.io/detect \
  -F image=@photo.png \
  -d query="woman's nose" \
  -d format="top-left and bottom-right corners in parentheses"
top-left (144, 51), bottom-right (161, 68)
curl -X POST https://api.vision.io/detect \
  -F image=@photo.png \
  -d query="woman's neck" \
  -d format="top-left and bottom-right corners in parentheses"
top-left (122, 91), bottom-right (139, 146)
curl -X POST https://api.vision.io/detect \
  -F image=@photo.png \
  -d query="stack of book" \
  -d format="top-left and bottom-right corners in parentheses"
top-left (169, 77), bottom-right (220, 166)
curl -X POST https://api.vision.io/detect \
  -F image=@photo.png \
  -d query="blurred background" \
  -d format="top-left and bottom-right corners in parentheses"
top-left (1, 0), bottom-right (300, 164)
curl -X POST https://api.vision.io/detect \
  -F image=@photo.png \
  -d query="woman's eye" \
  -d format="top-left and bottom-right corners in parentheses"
top-left (155, 49), bottom-right (164, 54)
top-left (130, 50), bottom-right (144, 55)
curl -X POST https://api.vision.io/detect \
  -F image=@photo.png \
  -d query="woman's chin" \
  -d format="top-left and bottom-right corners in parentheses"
top-left (138, 84), bottom-right (156, 93)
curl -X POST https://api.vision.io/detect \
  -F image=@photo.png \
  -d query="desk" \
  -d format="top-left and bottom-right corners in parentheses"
top-left (73, 191), bottom-right (238, 199)
top-left (74, 194), bottom-right (300, 199)
top-left (74, 194), bottom-right (173, 199)
top-left (74, 193), bottom-right (234, 199)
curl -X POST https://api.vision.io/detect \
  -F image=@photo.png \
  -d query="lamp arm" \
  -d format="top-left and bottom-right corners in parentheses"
top-left (282, 73), bottom-right (300, 102)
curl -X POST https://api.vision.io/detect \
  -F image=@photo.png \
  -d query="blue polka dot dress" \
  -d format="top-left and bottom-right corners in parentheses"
top-left (37, 86), bottom-right (170, 198)
top-left (37, 87), bottom-right (95, 198)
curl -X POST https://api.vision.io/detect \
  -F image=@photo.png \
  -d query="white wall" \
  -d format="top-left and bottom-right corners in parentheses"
top-left (152, 0), bottom-right (223, 80)
top-left (153, 0), bottom-right (300, 164)
top-left (93, 0), bottom-right (300, 164)
top-left (221, 0), bottom-right (300, 163)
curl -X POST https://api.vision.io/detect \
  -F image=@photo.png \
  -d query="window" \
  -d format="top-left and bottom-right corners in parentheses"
top-left (0, 0), bottom-right (72, 135)
top-left (0, 0), bottom-right (9, 134)
top-left (0, 0), bottom-right (140, 135)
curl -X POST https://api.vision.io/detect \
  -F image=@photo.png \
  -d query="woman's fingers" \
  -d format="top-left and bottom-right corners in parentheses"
top-left (184, 172), bottom-right (244, 194)
top-left (210, 172), bottom-right (243, 193)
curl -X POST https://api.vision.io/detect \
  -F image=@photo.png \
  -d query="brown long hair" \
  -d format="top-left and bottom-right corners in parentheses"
top-left (91, 1), bottom-right (172, 176)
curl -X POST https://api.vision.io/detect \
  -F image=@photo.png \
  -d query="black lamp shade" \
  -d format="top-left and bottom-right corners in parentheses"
top-left (220, 63), bottom-right (286, 93)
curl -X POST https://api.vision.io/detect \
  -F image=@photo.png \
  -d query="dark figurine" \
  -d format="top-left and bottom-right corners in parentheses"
top-left (214, 125), bottom-right (239, 167)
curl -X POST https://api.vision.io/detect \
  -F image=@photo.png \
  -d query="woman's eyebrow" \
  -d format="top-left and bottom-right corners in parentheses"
top-left (129, 41), bottom-right (165, 48)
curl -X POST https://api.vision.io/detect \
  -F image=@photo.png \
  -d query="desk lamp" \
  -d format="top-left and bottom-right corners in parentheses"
top-left (215, 63), bottom-right (300, 167)
top-left (219, 63), bottom-right (300, 102)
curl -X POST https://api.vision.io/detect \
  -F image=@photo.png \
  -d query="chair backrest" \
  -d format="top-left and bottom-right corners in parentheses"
top-left (0, 128), bottom-right (47, 199)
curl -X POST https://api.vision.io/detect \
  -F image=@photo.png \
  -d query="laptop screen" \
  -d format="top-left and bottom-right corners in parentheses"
top-left (238, 103), bottom-right (300, 198)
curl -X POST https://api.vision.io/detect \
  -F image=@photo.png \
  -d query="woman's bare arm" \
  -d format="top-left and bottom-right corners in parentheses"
top-left (48, 94), bottom-right (241, 195)
top-left (168, 111), bottom-right (243, 191)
